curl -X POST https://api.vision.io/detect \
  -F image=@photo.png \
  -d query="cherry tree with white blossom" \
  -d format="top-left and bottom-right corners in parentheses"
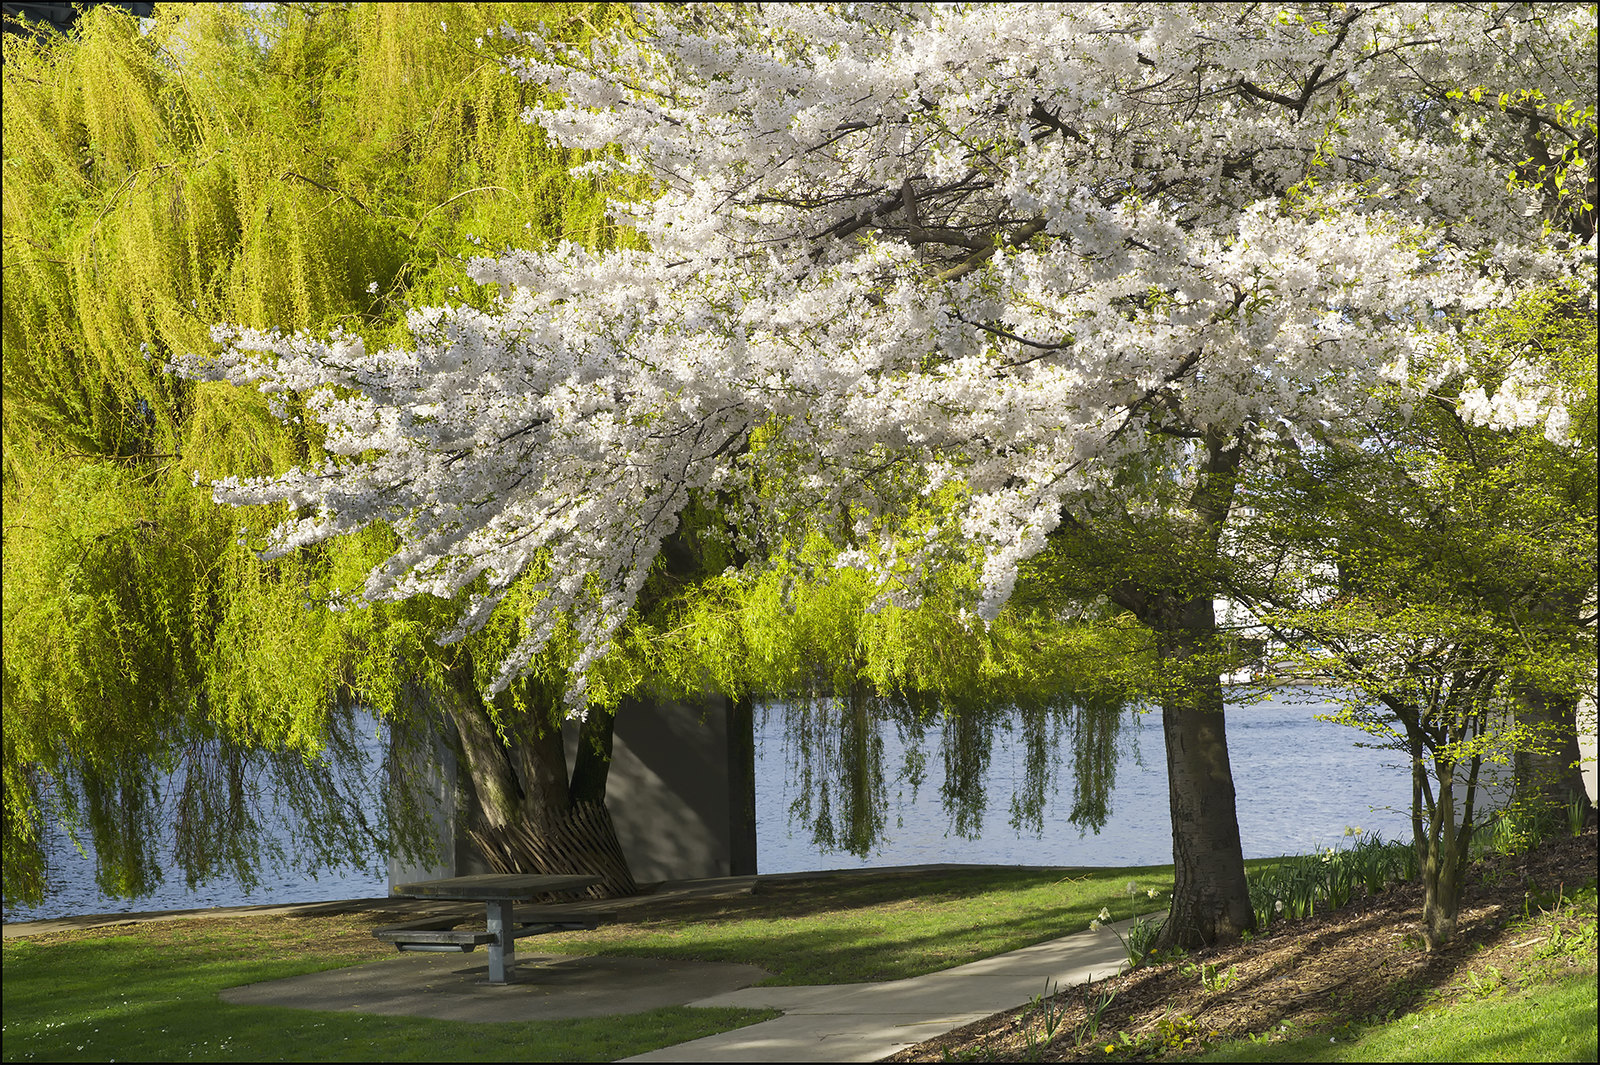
top-left (175, 3), bottom-right (1595, 945)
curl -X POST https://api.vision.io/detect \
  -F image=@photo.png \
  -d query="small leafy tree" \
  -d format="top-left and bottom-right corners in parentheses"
top-left (1245, 281), bottom-right (1597, 948)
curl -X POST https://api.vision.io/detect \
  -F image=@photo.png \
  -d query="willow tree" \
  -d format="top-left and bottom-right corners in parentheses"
top-left (2, 2), bottom-right (646, 906)
top-left (633, 518), bottom-right (1158, 858)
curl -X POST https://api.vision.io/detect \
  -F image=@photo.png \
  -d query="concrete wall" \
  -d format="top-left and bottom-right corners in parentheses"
top-left (386, 716), bottom-right (494, 888)
top-left (388, 694), bottom-right (755, 890)
top-left (571, 694), bottom-right (756, 884)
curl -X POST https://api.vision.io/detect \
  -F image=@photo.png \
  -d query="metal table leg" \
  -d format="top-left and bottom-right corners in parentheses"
top-left (486, 899), bottom-right (514, 983)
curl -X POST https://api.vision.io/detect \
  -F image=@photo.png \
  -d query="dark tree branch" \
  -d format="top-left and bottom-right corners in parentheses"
top-left (937, 215), bottom-right (1048, 282)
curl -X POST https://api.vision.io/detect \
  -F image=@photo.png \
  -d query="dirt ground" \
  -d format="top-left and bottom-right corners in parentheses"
top-left (889, 827), bottom-right (1598, 1061)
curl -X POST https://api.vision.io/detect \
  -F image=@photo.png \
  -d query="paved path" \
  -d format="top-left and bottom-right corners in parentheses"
top-left (623, 915), bottom-right (1146, 1062)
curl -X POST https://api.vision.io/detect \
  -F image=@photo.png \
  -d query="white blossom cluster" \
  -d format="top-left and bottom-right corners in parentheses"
top-left (174, 3), bottom-right (1596, 708)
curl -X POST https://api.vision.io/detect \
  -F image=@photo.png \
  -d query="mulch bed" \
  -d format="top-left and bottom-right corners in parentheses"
top-left (889, 826), bottom-right (1598, 1061)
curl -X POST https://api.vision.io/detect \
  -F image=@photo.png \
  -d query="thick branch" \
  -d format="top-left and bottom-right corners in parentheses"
top-left (936, 214), bottom-right (1047, 283)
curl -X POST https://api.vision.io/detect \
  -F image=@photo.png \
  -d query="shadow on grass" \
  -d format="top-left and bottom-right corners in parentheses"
top-left (2, 934), bottom-right (777, 1062)
top-left (526, 864), bottom-right (1175, 984)
top-left (1102, 835), bottom-right (1599, 1064)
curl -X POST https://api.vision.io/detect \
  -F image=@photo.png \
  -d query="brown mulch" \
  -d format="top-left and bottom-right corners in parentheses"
top-left (889, 827), bottom-right (1598, 1061)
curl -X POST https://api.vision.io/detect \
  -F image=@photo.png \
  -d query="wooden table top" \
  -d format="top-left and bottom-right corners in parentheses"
top-left (391, 873), bottom-right (602, 901)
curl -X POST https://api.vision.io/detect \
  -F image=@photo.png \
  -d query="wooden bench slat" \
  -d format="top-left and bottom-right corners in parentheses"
top-left (371, 905), bottom-right (618, 954)
top-left (510, 909), bottom-right (617, 924)
top-left (510, 920), bottom-right (596, 939)
top-left (373, 915), bottom-right (471, 935)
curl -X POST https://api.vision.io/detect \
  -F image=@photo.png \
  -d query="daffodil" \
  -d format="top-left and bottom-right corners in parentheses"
top-left (1098, 907), bottom-right (1112, 922)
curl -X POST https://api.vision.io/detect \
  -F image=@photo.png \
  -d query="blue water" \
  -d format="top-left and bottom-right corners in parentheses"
top-left (755, 687), bottom-right (1422, 873)
top-left (5, 689), bottom-right (1427, 923)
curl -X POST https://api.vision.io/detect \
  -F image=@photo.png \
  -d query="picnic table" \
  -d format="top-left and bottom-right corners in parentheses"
top-left (378, 873), bottom-right (608, 984)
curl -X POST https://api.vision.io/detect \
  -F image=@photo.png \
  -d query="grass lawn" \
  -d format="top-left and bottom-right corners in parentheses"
top-left (1, 864), bottom-right (1168, 1062)
top-left (0, 921), bottom-right (776, 1062)
top-left (536, 864), bottom-right (1174, 984)
top-left (1191, 972), bottom-right (1598, 1063)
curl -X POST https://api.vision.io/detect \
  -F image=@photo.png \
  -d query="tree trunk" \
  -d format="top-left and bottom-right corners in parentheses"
top-left (1404, 708), bottom-right (1482, 952)
top-left (568, 706), bottom-right (617, 807)
top-left (1513, 684), bottom-right (1593, 828)
top-left (437, 661), bottom-right (636, 897)
top-left (1101, 428), bottom-right (1254, 950)
top-left (728, 694), bottom-right (758, 875)
top-left (1419, 759), bottom-right (1473, 950)
top-left (435, 662), bottom-right (546, 835)
top-left (1152, 596), bottom-right (1255, 948)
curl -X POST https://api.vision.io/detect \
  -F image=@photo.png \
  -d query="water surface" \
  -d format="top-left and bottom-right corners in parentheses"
top-left (3, 690), bottom-right (1443, 922)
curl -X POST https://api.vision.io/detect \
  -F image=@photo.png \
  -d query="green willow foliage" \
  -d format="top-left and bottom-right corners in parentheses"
top-left (607, 522), bottom-right (1157, 855)
top-left (2, 2), bottom-right (630, 906)
top-left (4, 1), bottom-right (1159, 899)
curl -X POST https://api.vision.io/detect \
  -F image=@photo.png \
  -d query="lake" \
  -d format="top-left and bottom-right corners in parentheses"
top-left (0, 689), bottom-right (1484, 923)
top-left (754, 687), bottom-right (1425, 872)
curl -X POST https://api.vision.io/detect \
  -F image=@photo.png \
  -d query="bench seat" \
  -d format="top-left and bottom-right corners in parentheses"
top-left (507, 907), bottom-right (617, 935)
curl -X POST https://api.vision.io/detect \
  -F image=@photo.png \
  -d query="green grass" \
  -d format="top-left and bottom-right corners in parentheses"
top-left (0, 931), bottom-right (776, 1062)
top-left (533, 864), bottom-right (1175, 984)
top-left (1191, 972), bottom-right (1597, 1063)
top-left (1, 864), bottom-right (1171, 1062)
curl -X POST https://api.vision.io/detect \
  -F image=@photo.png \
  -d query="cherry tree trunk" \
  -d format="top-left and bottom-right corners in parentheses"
top-left (1153, 599), bottom-right (1255, 949)
top-left (1105, 430), bottom-right (1254, 950)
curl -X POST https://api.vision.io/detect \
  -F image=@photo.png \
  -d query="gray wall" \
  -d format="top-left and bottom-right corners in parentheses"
top-left (579, 694), bottom-right (755, 884)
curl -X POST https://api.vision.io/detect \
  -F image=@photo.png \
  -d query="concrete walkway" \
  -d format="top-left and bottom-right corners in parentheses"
top-left (623, 916), bottom-right (1143, 1062)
